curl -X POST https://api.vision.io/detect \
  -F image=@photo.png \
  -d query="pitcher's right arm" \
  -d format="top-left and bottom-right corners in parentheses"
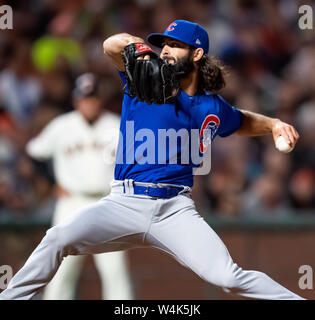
top-left (103, 33), bottom-right (145, 72)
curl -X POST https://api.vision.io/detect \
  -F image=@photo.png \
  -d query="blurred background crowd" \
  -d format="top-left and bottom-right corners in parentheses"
top-left (0, 0), bottom-right (314, 222)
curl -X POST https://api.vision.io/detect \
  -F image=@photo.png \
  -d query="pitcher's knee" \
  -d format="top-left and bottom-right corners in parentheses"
top-left (44, 227), bottom-right (59, 245)
top-left (221, 272), bottom-right (242, 292)
top-left (44, 225), bottom-right (73, 253)
top-left (203, 264), bottom-right (243, 291)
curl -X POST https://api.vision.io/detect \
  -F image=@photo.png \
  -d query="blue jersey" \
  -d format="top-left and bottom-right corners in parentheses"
top-left (114, 72), bottom-right (243, 187)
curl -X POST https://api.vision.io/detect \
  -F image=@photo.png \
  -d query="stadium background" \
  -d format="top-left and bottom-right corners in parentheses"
top-left (0, 0), bottom-right (315, 299)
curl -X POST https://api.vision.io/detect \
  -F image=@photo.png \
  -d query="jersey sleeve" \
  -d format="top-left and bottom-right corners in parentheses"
top-left (118, 71), bottom-right (127, 85)
top-left (216, 95), bottom-right (243, 138)
top-left (26, 118), bottom-right (60, 160)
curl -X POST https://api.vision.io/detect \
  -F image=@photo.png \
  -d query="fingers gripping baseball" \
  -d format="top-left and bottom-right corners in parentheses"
top-left (272, 120), bottom-right (300, 153)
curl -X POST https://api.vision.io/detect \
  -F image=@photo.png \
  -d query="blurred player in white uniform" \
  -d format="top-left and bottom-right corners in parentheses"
top-left (26, 73), bottom-right (133, 300)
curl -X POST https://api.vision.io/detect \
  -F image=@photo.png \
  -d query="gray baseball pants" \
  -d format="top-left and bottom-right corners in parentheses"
top-left (0, 180), bottom-right (304, 300)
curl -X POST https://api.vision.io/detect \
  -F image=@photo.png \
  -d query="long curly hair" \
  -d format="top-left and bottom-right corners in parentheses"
top-left (196, 54), bottom-right (228, 93)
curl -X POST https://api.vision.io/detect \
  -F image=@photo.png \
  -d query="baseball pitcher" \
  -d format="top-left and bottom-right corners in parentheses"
top-left (0, 20), bottom-right (305, 300)
top-left (26, 73), bottom-right (133, 300)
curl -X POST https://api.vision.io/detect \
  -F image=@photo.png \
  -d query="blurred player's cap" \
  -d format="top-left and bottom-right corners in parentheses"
top-left (147, 20), bottom-right (209, 54)
top-left (73, 73), bottom-right (100, 100)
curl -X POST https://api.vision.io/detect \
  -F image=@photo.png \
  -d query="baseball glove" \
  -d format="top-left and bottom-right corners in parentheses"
top-left (122, 43), bottom-right (180, 105)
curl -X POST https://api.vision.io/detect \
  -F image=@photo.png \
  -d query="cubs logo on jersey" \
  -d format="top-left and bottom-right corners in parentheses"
top-left (199, 115), bottom-right (220, 153)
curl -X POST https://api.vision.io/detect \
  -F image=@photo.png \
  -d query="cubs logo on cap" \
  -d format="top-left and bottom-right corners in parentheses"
top-left (147, 20), bottom-right (209, 54)
top-left (167, 22), bottom-right (177, 31)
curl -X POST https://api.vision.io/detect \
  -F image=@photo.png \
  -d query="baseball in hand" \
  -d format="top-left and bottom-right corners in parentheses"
top-left (275, 136), bottom-right (293, 153)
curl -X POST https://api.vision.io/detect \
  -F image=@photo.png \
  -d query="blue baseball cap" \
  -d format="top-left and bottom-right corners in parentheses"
top-left (147, 20), bottom-right (209, 54)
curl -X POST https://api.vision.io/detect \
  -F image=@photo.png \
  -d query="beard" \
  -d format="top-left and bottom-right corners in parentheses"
top-left (162, 50), bottom-right (194, 78)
